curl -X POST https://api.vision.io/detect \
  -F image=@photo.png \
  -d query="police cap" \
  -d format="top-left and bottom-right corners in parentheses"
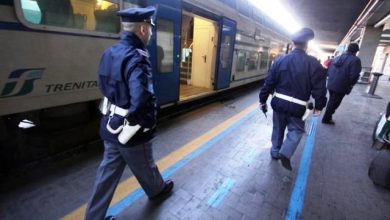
top-left (117, 6), bottom-right (155, 26)
top-left (291, 27), bottom-right (315, 43)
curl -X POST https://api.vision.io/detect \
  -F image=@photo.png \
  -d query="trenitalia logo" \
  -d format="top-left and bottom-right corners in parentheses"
top-left (0, 68), bottom-right (44, 98)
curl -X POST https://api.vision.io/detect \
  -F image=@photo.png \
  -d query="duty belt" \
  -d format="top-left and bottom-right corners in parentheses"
top-left (99, 97), bottom-right (129, 117)
top-left (274, 92), bottom-right (307, 106)
top-left (99, 97), bottom-right (152, 143)
top-left (109, 105), bottom-right (128, 117)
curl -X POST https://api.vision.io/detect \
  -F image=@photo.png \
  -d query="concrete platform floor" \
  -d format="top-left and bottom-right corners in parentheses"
top-left (1, 79), bottom-right (390, 220)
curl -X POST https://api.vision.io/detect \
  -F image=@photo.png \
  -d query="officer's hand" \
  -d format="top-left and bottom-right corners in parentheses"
top-left (260, 103), bottom-right (268, 114)
top-left (313, 109), bottom-right (321, 116)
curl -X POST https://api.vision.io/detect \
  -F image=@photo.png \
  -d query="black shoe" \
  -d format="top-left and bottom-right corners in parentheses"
top-left (279, 154), bottom-right (292, 171)
top-left (271, 152), bottom-right (281, 160)
top-left (322, 119), bottom-right (335, 125)
top-left (149, 180), bottom-right (174, 201)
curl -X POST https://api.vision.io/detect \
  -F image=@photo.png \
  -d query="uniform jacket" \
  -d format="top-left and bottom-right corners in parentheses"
top-left (326, 51), bottom-right (362, 94)
top-left (98, 32), bottom-right (157, 146)
top-left (259, 49), bottom-right (327, 118)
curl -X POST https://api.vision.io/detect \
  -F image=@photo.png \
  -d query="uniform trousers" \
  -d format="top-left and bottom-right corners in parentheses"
top-left (322, 90), bottom-right (345, 121)
top-left (271, 111), bottom-right (305, 159)
top-left (85, 140), bottom-right (165, 220)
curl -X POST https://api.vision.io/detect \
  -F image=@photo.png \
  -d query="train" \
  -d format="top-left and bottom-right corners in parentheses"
top-left (0, 0), bottom-right (290, 173)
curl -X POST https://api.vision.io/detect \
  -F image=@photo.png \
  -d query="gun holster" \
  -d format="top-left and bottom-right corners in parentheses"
top-left (118, 120), bottom-right (141, 144)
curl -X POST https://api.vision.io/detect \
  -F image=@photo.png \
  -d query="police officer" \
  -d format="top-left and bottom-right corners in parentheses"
top-left (322, 43), bottom-right (362, 125)
top-left (259, 28), bottom-right (327, 171)
top-left (85, 7), bottom-right (173, 220)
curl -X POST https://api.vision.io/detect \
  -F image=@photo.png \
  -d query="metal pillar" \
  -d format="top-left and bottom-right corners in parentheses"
top-left (358, 26), bottom-right (382, 75)
top-left (363, 72), bottom-right (383, 99)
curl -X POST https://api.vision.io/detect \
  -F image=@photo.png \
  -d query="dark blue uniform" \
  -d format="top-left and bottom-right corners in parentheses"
top-left (322, 50), bottom-right (362, 123)
top-left (85, 7), bottom-right (172, 220)
top-left (99, 31), bottom-right (157, 146)
top-left (259, 49), bottom-right (327, 117)
top-left (327, 51), bottom-right (362, 95)
top-left (259, 29), bottom-right (327, 168)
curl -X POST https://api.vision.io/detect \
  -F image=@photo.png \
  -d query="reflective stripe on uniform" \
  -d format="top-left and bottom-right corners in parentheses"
top-left (99, 97), bottom-right (129, 117)
top-left (109, 105), bottom-right (128, 117)
top-left (274, 92), bottom-right (307, 106)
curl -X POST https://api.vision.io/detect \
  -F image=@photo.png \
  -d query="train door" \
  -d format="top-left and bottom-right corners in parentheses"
top-left (150, 2), bottom-right (181, 105)
top-left (215, 17), bottom-right (236, 90)
top-left (179, 11), bottom-right (218, 100)
top-left (192, 17), bottom-right (217, 89)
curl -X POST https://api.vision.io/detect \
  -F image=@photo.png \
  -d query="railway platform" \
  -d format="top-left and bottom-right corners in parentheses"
top-left (1, 79), bottom-right (390, 220)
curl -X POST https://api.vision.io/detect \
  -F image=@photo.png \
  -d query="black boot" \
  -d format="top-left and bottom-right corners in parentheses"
top-left (270, 152), bottom-right (281, 160)
top-left (279, 154), bottom-right (292, 171)
top-left (322, 119), bottom-right (335, 125)
top-left (149, 180), bottom-right (174, 201)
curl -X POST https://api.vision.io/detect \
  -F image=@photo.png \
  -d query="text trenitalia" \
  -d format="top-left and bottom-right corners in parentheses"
top-left (45, 81), bottom-right (98, 93)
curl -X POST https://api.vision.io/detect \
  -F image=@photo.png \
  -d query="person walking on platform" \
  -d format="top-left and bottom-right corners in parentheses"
top-left (322, 43), bottom-right (362, 125)
top-left (85, 7), bottom-right (174, 220)
top-left (259, 28), bottom-right (327, 171)
top-left (323, 56), bottom-right (334, 69)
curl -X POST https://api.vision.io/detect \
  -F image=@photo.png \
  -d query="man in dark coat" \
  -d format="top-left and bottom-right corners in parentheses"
top-left (85, 7), bottom-right (173, 220)
top-left (322, 43), bottom-right (362, 124)
top-left (259, 27), bottom-right (327, 171)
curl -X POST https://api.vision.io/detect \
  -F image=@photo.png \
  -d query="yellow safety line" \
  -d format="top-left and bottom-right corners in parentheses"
top-left (62, 103), bottom-right (258, 220)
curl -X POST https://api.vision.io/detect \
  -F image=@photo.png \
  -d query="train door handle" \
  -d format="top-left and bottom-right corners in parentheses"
top-left (202, 55), bottom-right (207, 63)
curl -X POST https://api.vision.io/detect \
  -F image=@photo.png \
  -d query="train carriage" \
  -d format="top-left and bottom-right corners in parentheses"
top-left (0, 0), bottom-right (289, 171)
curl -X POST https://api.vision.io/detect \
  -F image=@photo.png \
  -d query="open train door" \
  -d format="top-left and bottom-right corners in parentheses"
top-left (150, 1), bottom-right (181, 105)
top-left (215, 17), bottom-right (236, 90)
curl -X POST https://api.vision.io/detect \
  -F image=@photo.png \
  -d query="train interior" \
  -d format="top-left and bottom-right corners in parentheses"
top-left (179, 11), bottom-right (219, 101)
top-left (20, 0), bottom-right (121, 33)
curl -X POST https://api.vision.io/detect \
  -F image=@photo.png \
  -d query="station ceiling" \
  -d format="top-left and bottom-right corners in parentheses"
top-left (278, 0), bottom-right (390, 53)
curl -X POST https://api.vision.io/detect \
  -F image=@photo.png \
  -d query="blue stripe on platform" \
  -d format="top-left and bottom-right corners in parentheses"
top-left (106, 109), bottom-right (258, 216)
top-left (106, 189), bottom-right (144, 217)
top-left (207, 178), bottom-right (236, 208)
top-left (285, 117), bottom-right (318, 220)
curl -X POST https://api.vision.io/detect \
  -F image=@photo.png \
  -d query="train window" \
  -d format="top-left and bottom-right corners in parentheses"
top-left (260, 50), bottom-right (269, 70)
top-left (219, 0), bottom-right (236, 8)
top-left (20, 0), bottom-right (41, 24)
top-left (156, 19), bottom-right (174, 73)
top-left (257, 53), bottom-right (262, 70)
top-left (247, 52), bottom-right (259, 71)
top-left (221, 36), bottom-right (232, 69)
top-left (236, 50), bottom-right (246, 72)
top-left (236, 0), bottom-right (251, 17)
top-left (18, 0), bottom-right (121, 34)
top-left (252, 8), bottom-right (263, 24)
